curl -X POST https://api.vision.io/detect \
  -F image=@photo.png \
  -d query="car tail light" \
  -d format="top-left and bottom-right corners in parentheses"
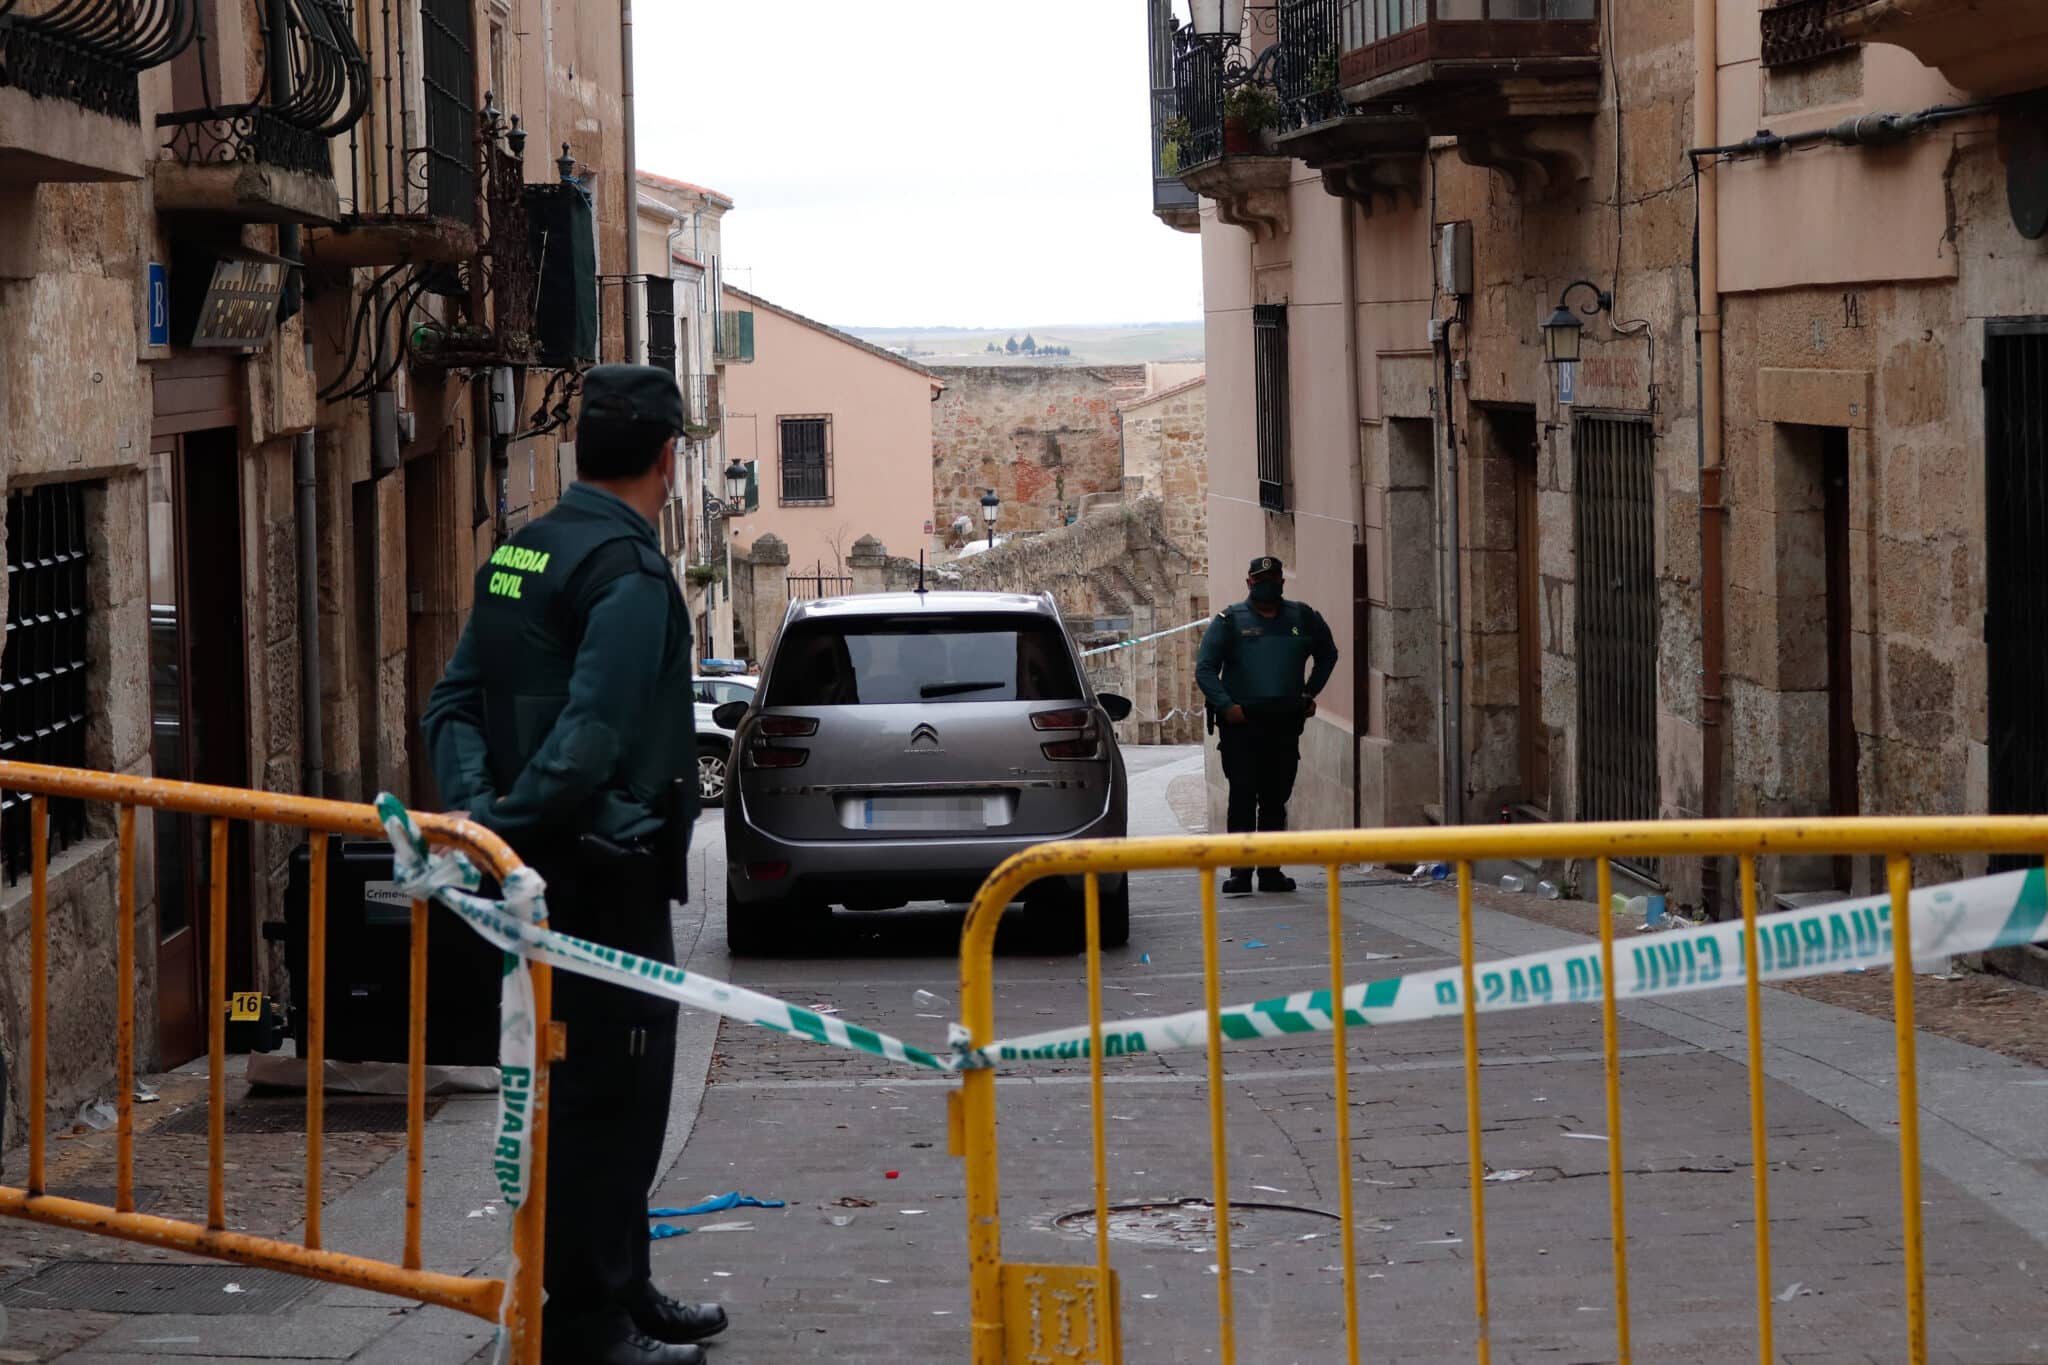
top-left (758, 715), bottom-right (819, 738)
top-left (746, 743), bottom-right (809, 769)
top-left (1031, 708), bottom-right (1092, 732)
top-left (1042, 737), bottom-right (1102, 761)
top-left (746, 862), bottom-right (790, 882)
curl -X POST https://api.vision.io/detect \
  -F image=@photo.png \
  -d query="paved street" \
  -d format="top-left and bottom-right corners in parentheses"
top-left (18, 744), bottom-right (2048, 1362)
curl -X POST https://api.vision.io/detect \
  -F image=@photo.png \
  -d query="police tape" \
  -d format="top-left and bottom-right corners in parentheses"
top-left (945, 867), bottom-right (2048, 1068)
top-left (1079, 618), bottom-right (1210, 658)
top-left (374, 800), bottom-right (951, 1201)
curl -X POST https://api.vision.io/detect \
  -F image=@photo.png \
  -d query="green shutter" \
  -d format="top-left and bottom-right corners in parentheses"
top-left (738, 309), bottom-right (755, 362)
top-left (744, 459), bottom-right (759, 512)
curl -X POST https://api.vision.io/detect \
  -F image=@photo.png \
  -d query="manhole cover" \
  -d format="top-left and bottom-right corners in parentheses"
top-left (0, 1262), bottom-right (320, 1315)
top-left (1053, 1200), bottom-right (1339, 1250)
top-left (156, 1099), bottom-right (427, 1137)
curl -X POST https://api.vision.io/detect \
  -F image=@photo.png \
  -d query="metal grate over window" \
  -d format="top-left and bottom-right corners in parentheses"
top-left (1253, 304), bottom-right (1291, 512)
top-left (1573, 417), bottom-right (1659, 869)
top-left (420, 0), bottom-right (479, 224)
top-left (778, 416), bottom-right (832, 506)
top-left (1985, 320), bottom-right (2048, 871)
top-left (1, 483), bottom-right (92, 884)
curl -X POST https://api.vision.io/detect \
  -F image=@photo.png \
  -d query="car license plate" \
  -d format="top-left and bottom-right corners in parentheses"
top-left (845, 795), bottom-right (1007, 832)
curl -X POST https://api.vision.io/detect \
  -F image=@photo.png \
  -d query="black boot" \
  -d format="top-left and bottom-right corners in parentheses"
top-left (1258, 869), bottom-right (1297, 893)
top-left (1221, 870), bottom-right (1255, 895)
top-left (630, 1289), bottom-right (729, 1345)
top-left (545, 1326), bottom-right (705, 1365)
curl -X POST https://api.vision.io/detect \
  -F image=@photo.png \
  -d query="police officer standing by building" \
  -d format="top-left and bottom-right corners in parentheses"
top-left (1195, 556), bottom-right (1340, 895)
top-left (423, 366), bottom-right (724, 1365)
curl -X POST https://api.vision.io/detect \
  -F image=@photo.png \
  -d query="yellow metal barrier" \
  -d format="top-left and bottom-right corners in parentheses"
top-left (956, 818), bottom-right (2048, 1365)
top-left (0, 760), bottom-right (553, 1365)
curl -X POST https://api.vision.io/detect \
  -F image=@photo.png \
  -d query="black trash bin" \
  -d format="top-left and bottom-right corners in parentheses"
top-left (278, 841), bottom-right (503, 1066)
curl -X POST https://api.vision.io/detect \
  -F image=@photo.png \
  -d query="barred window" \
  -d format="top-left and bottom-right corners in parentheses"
top-left (779, 416), bottom-right (833, 506)
top-left (1, 483), bottom-right (92, 883)
top-left (1253, 304), bottom-right (1290, 512)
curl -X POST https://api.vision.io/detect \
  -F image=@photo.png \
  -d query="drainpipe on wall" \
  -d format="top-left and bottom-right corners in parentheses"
top-left (1439, 323), bottom-right (1464, 828)
top-left (620, 0), bottom-right (643, 362)
top-left (296, 339), bottom-right (324, 799)
top-left (1694, 0), bottom-right (1727, 914)
top-left (1341, 196), bottom-right (1364, 832)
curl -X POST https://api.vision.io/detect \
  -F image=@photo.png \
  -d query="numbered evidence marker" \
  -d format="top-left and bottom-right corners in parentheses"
top-left (229, 991), bottom-right (263, 1022)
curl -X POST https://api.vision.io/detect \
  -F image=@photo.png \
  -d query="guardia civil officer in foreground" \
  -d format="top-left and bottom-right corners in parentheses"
top-left (423, 365), bottom-right (724, 1365)
top-left (1195, 556), bottom-right (1340, 896)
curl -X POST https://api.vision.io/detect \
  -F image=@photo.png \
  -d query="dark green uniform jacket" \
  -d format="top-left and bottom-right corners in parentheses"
top-left (422, 482), bottom-right (695, 847)
top-left (1194, 599), bottom-right (1340, 714)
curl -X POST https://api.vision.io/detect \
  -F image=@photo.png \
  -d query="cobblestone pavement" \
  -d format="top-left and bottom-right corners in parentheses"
top-left (655, 748), bottom-right (2048, 1363)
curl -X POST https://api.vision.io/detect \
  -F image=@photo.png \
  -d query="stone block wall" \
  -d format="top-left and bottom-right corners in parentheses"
top-left (931, 366), bottom-right (1148, 541)
top-left (1118, 377), bottom-right (1209, 577)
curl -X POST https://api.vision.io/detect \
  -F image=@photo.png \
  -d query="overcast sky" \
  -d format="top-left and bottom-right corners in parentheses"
top-left (633, 1), bottom-right (1203, 330)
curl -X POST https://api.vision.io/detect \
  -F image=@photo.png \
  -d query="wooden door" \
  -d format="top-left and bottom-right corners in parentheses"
top-left (148, 431), bottom-right (251, 1065)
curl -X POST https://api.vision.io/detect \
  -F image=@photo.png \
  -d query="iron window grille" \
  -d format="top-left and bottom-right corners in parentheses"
top-left (1985, 319), bottom-right (2048, 869)
top-left (1759, 0), bottom-right (1861, 69)
top-left (645, 277), bottom-right (678, 375)
top-left (419, 0), bottom-right (477, 220)
top-left (1572, 416), bottom-right (1660, 871)
top-left (1, 483), bottom-right (92, 885)
top-left (778, 416), bottom-right (833, 507)
top-left (1253, 304), bottom-right (1291, 512)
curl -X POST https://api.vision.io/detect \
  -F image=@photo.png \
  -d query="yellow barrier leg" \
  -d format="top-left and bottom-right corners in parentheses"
top-left (1327, 865), bottom-right (1362, 1365)
top-left (1085, 874), bottom-right (1114, 1332)
top-left (1594, 859), bottom-right (1632, 1363)
top-left (28, 797), bottom-right (47, 1198)
top-left (1888, 855), bottom-right (1927, 1365)
top-left (1456, 861), bottom-right (1491, 1365)
top-left (1738, 856), bottom-right (1773, 1364)
top-left (1200, 868), bottom-right (1235, 1365)
top-left (405, 899), bottom-right (429, 1271)
top-left (117, 806), bottom-right (136, 1214)
top-left (307, 834), bottom-right (329, 1251)
top-left (209, 818), bottom-right (229, 1233)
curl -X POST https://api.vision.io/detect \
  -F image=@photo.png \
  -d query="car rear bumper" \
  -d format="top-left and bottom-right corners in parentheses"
top-left (724, 797), bottom-right (1126, 909)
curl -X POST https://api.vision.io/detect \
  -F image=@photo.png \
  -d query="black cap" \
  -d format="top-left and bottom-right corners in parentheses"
top-left (579, 364), bottom-right (685, 433)
top-left (1248, 555), bottom-right (1283, 577)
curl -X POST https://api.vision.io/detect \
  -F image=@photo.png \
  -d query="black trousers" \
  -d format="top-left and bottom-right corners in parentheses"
top-left (532, 842), bottom-right (680, 1354)
top-left (1218, 710), bottom-right (1305, 875)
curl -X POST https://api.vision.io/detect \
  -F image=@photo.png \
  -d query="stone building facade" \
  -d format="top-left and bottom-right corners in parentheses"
top-left (1117, 375), bottom-right (1209, 578)
top-left (931, 365), bottom-right (1148, 540)
top-left (1158, 0), bottom-right (2046, 921)
top-left (0, 0), bottom-right (634, 1141)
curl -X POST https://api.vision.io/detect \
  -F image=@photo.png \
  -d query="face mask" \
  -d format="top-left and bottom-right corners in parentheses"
top-left (1249, 581), bottom-right (1283, 605)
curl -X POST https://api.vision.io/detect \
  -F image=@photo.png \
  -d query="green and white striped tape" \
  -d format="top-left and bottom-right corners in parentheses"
top-left (946, 867), bottom-right (2048, 1069)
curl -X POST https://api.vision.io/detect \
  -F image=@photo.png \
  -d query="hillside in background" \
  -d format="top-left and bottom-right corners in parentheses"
top-left (839, 322), bottom-right (1204, 367)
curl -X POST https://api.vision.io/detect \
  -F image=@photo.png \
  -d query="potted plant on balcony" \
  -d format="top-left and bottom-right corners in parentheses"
top-left (1223, 80), bottom-right (1280, 155)
top-left (1160, 116), bottom-right (1191, 176)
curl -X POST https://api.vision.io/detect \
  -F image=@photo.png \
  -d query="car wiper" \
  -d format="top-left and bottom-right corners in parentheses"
top-left (920, 680), bottom-right (1006, 698)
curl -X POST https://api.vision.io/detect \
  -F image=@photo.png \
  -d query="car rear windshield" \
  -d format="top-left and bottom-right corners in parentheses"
top-left (764, 615), bottom-right (1085, 706)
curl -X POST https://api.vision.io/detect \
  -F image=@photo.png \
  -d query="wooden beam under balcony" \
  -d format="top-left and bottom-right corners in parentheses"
top-left (1275, 110), bottom-right (1427, 214)
top-left (305, 215), bottom-right (480, 270)
top-left (1180, 156), bottom-right (1294, 241)
top-left (1835, 0), bottom-right (2048, 97)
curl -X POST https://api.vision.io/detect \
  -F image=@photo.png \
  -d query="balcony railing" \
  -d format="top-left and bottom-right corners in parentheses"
top-left (1146, 0), bottom-right (1199, 229)
top-left (1277, 0), bottom-right (1347, 129)
top-left (157, 0), bottom-right (367, 178)
top-left (683, 373), bottom-right (721, 437)
top-left (0, 0), bottom-right (195, 123)
top-left (1760, 0), bottom-right (1861, 69)
top-left (1336, 0), bottom-right (1599, 96)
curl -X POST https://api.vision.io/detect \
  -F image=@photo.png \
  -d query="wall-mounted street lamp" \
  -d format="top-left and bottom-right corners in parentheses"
top-left (721, 458), bottom-right (749, 512)
top-left (980, 488), bottom-right (1001, 548)
top-left (1540, 279), bottom-right (1614, 367)
top-left (1187, 0), bottom-right (1246, 41)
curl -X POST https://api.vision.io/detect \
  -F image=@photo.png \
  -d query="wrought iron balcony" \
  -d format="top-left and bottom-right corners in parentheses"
top-left (1832, 0), bottom-right (2048, 97)
top-left (154, 0), bottom-right (367, 223)
top-left (0, 0), bottom-right (194, 182)
top-left (1337, 0), bottom-right (1599, 98)
top-left (1146, 0), bottom-right (1199, 232)
top-left (1166, 9), bottom-right (1293, 241)
top-left (312, 0), bottom-right (481, 268)
top-left (1272, 0), bottom-right (1427, 213)
top-left (1334, 0), bottom-right (1602, 198)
